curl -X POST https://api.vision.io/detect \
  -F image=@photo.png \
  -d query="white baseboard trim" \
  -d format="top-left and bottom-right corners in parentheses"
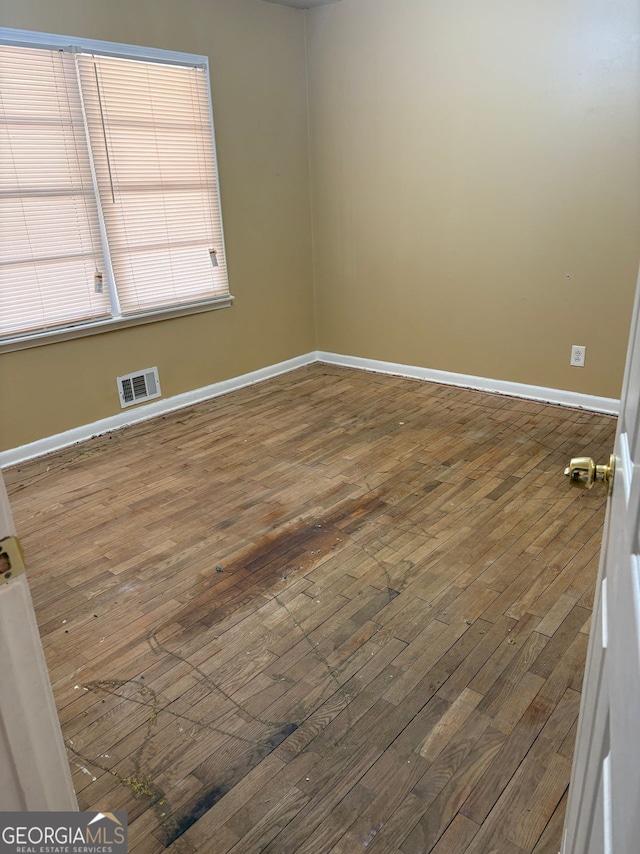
top-left (316, 351), bottom-right (620, 416)
top-left (2, 349), bottom-right (618, 468)
top-left (0, 352), bottom-right (316, 469)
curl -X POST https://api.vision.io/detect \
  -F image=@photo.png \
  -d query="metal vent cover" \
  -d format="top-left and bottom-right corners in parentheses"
top-left (117, 367), bottom-right (161, 408)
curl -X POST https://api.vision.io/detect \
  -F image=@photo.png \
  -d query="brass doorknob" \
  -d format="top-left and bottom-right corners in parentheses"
top-left (564, 455), bottom-right (615, 493)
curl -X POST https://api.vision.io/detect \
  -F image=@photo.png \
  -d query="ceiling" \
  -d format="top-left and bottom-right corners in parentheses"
top-left (261, 0), bottom-right (343, 9)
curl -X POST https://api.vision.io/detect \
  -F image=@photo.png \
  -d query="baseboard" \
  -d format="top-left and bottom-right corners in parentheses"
top-left (316, 351), bottom-right (620, 416)
top-left (0, 352), bottom-right (316, 469)
top-left (2, 349), bottom-right (619, 468)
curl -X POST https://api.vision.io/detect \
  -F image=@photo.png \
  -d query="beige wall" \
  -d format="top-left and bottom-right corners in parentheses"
top-left (0, 0), bottom-right (315, 450)
top-left (306, 0), bottom-right (640, 398)
top-left (2, 0), bottom-right (640, 453)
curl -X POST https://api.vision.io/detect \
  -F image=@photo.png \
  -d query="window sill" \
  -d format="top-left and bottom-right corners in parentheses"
top-left (0, 296), bottom-right (234, 354)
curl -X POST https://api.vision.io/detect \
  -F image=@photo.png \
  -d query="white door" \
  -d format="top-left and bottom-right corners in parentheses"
top-left (562, 270), bottom-right (640, 853)
top-left (0, 474), bottom-right (77, 810)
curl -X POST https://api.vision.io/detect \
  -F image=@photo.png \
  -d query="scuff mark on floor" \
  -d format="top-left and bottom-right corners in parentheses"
top-left (73, 762), bottom-right (97, 782)
top-left (147, 632), bottom-right (286, 729)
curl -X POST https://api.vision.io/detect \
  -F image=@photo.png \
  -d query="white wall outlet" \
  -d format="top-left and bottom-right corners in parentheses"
top-left (571, 345), bottom-right (586, 367)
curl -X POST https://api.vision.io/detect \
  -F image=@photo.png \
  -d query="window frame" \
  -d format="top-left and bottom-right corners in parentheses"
top-left (0, 27), bottom-right (233, 354)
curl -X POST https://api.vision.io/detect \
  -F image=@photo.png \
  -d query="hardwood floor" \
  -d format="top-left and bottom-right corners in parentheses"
top-left (4, 364), bottom-right (615, 853)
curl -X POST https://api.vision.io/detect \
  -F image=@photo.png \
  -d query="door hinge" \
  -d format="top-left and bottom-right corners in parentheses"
top-left (0, 536), bottom-right (26, 585)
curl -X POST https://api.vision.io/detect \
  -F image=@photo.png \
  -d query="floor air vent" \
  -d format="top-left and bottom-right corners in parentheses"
top-left (117, 367), bottom-right (162, 408)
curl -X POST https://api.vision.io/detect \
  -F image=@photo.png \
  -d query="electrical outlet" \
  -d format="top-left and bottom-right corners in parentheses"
top-left (571, 345), bottom-right (586, 367)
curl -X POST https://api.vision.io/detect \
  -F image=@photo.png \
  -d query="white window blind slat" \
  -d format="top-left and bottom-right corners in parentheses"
top-left (0, 45), bottom-right (109, 336)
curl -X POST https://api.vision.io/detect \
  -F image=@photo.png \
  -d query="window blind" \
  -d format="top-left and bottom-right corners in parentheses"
top-left (77, 54), bottom-right (228, 315)
top-left (0, 45), bottom-right (109, 336)
top-left (0, 36), bottom-right (229, 343)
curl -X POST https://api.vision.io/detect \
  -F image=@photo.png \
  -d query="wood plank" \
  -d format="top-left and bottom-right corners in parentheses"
top-left (508, 753), bottom-right (571, 850)
top-left (417, 688), bottom-right (484, 762)
top-left (531, 790), bottom-right (569, 854)
top-left (429, 814), bottom-right (479, 853)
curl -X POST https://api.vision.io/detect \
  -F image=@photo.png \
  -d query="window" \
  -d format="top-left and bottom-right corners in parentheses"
top-left (0, 29), bottom-right (231, 351)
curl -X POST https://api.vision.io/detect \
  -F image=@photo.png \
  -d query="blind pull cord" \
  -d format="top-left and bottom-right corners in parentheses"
top-left (93, 61), bottom-right (116, 204)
